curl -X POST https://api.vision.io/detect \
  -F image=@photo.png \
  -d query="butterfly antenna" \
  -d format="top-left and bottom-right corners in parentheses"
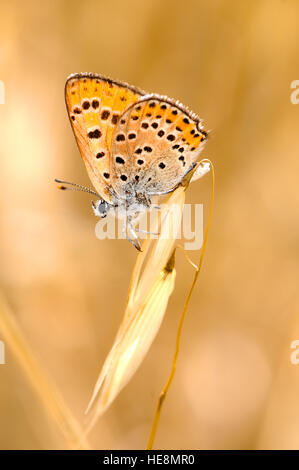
top-left (54, 178), bottom-right (100, 198)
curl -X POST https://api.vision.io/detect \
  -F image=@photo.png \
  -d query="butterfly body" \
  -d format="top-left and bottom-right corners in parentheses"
top-left (92, 188), bottom-right (150, 218)
top-left (64, 73), bottom-right (208, 249)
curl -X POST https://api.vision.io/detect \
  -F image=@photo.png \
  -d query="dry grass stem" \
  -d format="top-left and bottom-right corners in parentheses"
top-left (0, 293), bottom-right (90, 450)
top-left (147, 159), bottom-right (215, 449)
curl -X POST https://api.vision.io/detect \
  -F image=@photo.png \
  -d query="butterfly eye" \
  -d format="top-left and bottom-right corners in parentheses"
top-left (94, 200), bottom-right (110, 218)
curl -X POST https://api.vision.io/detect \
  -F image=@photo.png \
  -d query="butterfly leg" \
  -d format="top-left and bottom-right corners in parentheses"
top-left (123, 216), bottom-right (142, 251)
top-left (135, 228), bottom-right (159, 236)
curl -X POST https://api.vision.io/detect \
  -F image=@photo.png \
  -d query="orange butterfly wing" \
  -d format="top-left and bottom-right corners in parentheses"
top-left (110, 95), bottom-right (208, 196)
top-left (65, 73), bottom-right (145, 203)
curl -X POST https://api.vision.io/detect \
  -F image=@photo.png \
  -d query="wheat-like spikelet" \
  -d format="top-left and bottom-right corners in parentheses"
top-left (85, 160), bottom-right (211, 434)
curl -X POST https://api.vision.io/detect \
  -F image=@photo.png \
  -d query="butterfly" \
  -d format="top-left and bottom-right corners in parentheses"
top-left (57, 72), bottom-right (208, 250)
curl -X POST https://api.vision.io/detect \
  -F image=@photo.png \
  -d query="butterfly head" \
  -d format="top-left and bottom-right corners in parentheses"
top-left (92, 199), bottom-right (111, 218)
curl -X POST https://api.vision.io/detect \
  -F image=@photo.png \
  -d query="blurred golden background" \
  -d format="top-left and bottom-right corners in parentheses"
top-left (0, 0), bottom-right (299, 450)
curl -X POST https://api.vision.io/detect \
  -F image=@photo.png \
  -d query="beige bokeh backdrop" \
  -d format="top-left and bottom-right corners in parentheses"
top-left (0, 0), bottom-right (299, 450)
